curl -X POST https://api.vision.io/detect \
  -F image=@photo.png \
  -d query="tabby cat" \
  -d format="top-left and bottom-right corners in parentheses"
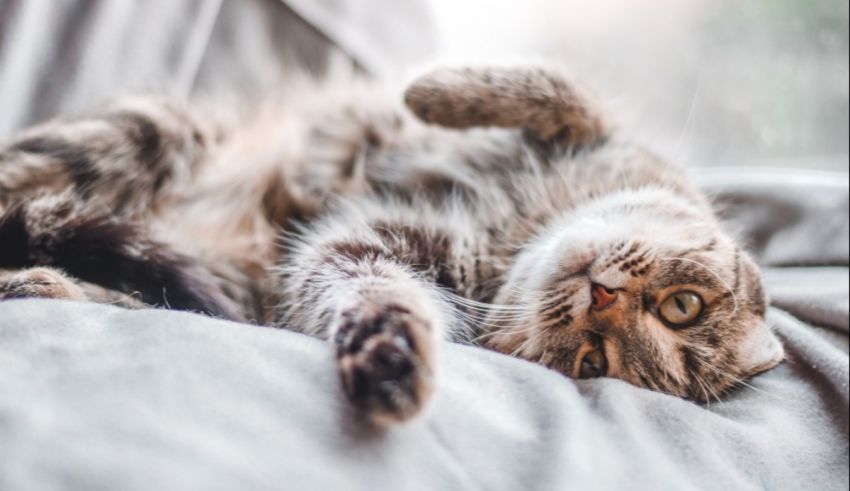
top-left (0, 66), bottom-right (784, 424)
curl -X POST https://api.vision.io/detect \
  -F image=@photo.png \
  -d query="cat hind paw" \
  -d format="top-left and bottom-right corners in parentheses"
top-left (0, 267), bottom-right (87, 301)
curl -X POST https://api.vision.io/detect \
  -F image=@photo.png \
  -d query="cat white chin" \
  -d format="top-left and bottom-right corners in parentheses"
top-left (553, 188), bottom-right (713, 266)
top-left (507, 187), bottom-right (711, 302)
top-left (566, 188), bottom-right (709, 242)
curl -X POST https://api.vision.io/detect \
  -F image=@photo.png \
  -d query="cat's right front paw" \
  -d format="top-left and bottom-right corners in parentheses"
top-left (334, 302), bottom-right (435, 425)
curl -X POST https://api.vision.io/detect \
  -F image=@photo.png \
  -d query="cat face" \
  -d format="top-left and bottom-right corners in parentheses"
top-left (488, 187), bottom-right (784, 401)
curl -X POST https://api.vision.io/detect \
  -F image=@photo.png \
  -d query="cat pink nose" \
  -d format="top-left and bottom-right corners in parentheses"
top-left (591, 283), bottom-right (618, 311)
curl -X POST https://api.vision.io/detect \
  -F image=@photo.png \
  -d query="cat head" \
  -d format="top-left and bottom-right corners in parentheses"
top-left (487, 186), bottom-right (783, 401)
top-left (406, 65), bottom-right (783, 401)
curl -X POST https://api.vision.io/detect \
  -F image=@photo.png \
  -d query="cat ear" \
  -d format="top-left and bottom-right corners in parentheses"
top-left (404, 66), bottom-right (608, 149)
top-left (738, 321), bottom-right (785, 376)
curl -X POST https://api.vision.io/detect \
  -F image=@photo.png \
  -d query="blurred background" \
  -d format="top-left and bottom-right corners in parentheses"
top-left (0, 0), bottom-right (847, 172)
top-left (429, 0), bottom-right (849, 171)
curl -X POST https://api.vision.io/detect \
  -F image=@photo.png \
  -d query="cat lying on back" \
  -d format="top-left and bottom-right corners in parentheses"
top-left (0, 66), bottom-right (784, 424)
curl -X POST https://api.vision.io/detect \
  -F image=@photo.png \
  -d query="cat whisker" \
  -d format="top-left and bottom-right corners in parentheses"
top-left (449, 303), bottom-right (530, 314)
top-left (442, 291), bottom-right (540, 313)
top-left (449, 307), bottom-right (527, 331)
top-left (697, 359), bottom-right (791, 404)
top-left (459, 316), bottom-right (528, 332)
top-left (461, 317), bottom-right (526, 333)
top-left (452, 307), bottom-right (537, 322)
top-left (470, 323), bottom-right (541, 344)
top-left (697, 372), bottom-right (725, 408)
top-left (508, 338), bottom-right (534, 359)
top-left (502, 284), bottom-right (549, 302)
top-left (697, 380), bottom-right (713, 409)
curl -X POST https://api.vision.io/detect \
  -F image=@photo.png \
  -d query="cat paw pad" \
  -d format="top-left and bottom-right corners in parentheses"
top-left (335, 303), bottom-right (434, 425)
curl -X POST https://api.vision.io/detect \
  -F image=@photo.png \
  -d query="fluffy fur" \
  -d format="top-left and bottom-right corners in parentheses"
top-left (0, 66), bottom-right (784, 425)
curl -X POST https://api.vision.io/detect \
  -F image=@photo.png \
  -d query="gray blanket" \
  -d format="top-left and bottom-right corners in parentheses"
top-left (0, 168), bottom-right (847, 491)
top-left (0, 0), bottom-right (435, 137)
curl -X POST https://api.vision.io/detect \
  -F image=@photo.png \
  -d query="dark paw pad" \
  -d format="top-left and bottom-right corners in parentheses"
top-left (336, 304), bottom-right (434, 425)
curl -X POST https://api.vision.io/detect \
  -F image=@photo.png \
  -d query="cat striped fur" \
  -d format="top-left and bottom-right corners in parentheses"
top-left (0, 66), bottom-right (783, 425)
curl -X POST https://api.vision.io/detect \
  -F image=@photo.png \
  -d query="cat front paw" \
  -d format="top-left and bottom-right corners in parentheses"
top-left (334, 302), bottom-right (435, 425)
top-left (0, 267), bottom-right (87, 301)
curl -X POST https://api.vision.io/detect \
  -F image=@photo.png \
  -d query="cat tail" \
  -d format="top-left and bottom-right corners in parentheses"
top-left (0, 193), bottom-right (245, 322)
top-left (404, 65), bottom-right (609, 150)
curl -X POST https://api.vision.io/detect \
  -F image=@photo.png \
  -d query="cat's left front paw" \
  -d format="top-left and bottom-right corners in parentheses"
top-left (334, 302), bottom-right (435, 425)
top-left (0, 267), bottom-right (87, 301)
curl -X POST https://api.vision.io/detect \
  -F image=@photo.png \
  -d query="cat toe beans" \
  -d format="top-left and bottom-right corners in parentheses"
top-left (334, 302), bottom-right (435, 425)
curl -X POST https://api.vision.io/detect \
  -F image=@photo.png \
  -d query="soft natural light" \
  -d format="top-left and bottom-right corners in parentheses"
top-left (427, 0), bottom-right (849, 171)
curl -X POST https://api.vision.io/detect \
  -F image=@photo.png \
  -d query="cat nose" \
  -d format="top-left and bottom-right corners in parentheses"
top-left (590, 283), bottom-right (618, 311)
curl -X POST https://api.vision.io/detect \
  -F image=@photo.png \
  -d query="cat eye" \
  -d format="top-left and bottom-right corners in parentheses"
top-left (658, 291), bottom-right (704, 327)
top-left (578, 348), bottom-right (607, 379)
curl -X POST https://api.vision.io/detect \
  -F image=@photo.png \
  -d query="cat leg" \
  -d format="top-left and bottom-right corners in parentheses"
top-left (288, 257), bottom-right (444, 425)
top-left (0, 267), bottom-right (87, 301)
top-left (332, 278), bottom-right (440, 425)
top-left (0, 266), bottom-right (145, 308)
top-left (404, 66), bottom-right (608, 149)
top-left (0, 95), bottom-right (210, 213)
top-left (280, 216), bottom-right (463, 425)
top-left (0, 192), bottom-right (243, 320)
